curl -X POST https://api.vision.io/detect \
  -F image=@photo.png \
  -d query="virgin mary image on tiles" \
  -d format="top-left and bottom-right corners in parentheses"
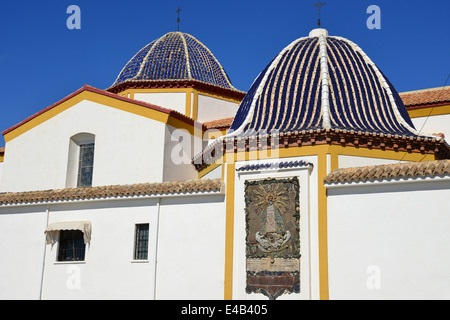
top-left (245, 177), bottom-right (300, 259)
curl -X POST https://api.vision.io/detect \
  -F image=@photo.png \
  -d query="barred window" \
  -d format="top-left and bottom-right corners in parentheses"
top-left (58, 230), bottom-right (86, 262)
top-left (77, 143), bottom-right (95, 187)
top-left (134, 224), bottom-right (149, 260)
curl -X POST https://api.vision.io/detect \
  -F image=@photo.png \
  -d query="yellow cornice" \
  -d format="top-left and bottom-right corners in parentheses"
top-left (3, 87), bottom-right (201, 143)
top-left (407, 104), bottom-right (450, 118)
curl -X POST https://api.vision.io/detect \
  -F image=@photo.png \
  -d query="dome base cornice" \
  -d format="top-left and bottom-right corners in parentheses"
top-left (193, 129), bottom-right (450, 171)
top-left (107, 79), bottom-right (246, 101)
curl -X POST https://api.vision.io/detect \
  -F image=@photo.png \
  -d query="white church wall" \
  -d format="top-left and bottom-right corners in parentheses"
top-left (0, 162), bottom-right (3, 187)
top-left (162, 125), bottom-right (201, 182)
top-left (200, 165), bottom-right (222, 180)
top-left (41, 199), bottom-right (159, 300)
top-left (134, 92), bottom-right (187, 115)
top-left (326, 178), bottom-right (450, 299)
top-left (338, 155), bottom-right (410, 169)
top-left (4, 193), bottom-right (228, 300)
top-left (1, 100), bottom-right (166, 192)
top-left (197, 94), bottom-right (239, 123)
top-left (410, 113), bottom-right (450, 142)
top-left (0, 205), bottom-right (48, 299)
top-left (232, 156), bottom-right (319, 300)
top-left (155, 195), bottom-right (226, 299)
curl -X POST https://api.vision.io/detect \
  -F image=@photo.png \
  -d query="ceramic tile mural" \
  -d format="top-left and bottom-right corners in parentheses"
top-left (245, 177), bottom-right (300, 299)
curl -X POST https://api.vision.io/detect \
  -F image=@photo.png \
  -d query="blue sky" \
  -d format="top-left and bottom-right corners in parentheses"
top-left (1, 0), bottom-right (449, 148)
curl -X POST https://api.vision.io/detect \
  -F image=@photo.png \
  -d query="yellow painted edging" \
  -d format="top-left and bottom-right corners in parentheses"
top-left (407, 104), bottom-right (450, 118)
top-left (192, 91), bottom-right (199, 121)
top-left (3, 90), bottom-right (202, 143)
top-left (317, 151), bottom-right (329, 300)
top-left (197, 162), bottom-right (221, 179)
top-left (212, 142), bottom-right (437, 300)
top-left (185, 88), bottom-right (193, 118)
top-left (224, 162), bottom-right (235, 300)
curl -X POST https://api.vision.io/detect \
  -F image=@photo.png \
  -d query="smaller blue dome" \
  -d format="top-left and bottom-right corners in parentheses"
top-left (112, 32), bottom-right (237, 91)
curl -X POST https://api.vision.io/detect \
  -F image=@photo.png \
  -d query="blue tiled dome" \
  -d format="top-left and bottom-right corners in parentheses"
top-left (228, 28), bottom-right (425, 138)
top-left (111, 32), bottom-right (237, 91)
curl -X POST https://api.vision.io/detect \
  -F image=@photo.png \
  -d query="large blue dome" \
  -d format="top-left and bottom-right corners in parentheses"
top-left (193, 28), bottom-right (450, 169)
top-left (228, 28), bottom-right (424, 138)
top-left (111, 32), bottom-right (237, 91)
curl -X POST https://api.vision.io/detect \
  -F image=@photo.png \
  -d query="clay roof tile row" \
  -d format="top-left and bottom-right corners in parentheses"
top-left (324, 160), bottom-right (450, 184)
top-left (400, 86), bottom-right (450, 107)
top-left (0, 179), bottom-right (224, 205)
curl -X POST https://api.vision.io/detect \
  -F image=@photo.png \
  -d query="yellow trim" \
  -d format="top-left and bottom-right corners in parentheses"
top-left (185, 89), bottom-right (193, 118)
top-left (407, 103), bottom-right (450, 118)
top-left (192, 91), bottom-right (199, 121)
top-left (197, 162), bottom-right (221, 179)
top-left (202, 143), bottom-right (435, 165)
top-left (224, 162), bottom-right (235, 300)
top-left (3, 90), bottom-right (200, 143)
top-left (317, 152), bottom-right (329, 299)
top-left (198, 142), bottom-right (436, 177)
top-left (212, 142), bottom-right (438, 300)
top-left (0, 154), bottom-right (4, 162)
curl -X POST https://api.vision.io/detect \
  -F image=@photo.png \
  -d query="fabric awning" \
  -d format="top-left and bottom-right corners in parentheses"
top-left (44, 221), bottom-right (92, 244)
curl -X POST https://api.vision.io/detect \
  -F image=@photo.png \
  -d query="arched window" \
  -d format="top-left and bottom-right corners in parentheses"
top-left (66, 133), bottom-right (95, 188)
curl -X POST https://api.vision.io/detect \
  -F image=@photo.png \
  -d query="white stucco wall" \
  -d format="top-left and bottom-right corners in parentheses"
top-left (0, 162), bottom-right (3, 188)
top-left (156, 195), bottom-right (226, 299)
top-left (197, 94), bottom-right (239, 123)
top-left (0, 192), bottom-right (227, 300)
top-left (410, 113), bottom-right (450, 142)
top-left (1, 100), bottom-right (167, 192)
top-left (326, 178), bottom-right (450, 299)
top-left (134, 92), bottom-right (187, 116)
top-left (162, 125), bottom-right (201, 182)
top-left (42, 199), bottom-right (159, 300)
top-left (0, 205), bottom-right (48, 299)
top-left (338, 155), bottom-right (410, 169)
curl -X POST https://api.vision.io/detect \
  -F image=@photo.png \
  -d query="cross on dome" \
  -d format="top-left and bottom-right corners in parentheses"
top-left (312, 0), bottom-right (327, 27)
top-left (176, 7), bottom-right (182, 31)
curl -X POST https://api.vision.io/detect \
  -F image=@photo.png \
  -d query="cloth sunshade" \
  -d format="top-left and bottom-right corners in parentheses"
top-left (44, 221), bottom-right (91, 244)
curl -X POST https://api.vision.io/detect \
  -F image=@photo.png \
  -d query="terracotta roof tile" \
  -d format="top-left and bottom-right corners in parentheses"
top-left (324, 160), bottom-right (450, 184)
top-left (0, 179), bottom-right (224, 205)
top-left (400, 86), bottom-right (450, 107)
top-left (203, 117), bottom-right (234, 130)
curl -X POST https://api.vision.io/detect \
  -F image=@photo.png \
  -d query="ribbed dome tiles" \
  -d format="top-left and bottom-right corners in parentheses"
top-left (112, 32), bottom-right (237, 90)
top-left (228, 29), bottom-right (424, 138)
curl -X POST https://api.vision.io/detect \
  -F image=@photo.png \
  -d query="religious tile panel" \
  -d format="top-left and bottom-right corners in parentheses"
top-left (245, 177), bottom-right (300, 300)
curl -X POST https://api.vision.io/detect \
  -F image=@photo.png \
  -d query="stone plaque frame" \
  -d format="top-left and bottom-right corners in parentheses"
top-left (244, 176), bottom-right (300, 299)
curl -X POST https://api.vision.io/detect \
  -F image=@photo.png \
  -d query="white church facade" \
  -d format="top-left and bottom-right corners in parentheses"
top-left (0, 29), bottom-right (449, 300)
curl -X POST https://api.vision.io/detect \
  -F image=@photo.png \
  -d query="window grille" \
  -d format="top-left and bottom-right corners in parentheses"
top-left (134, 224), bottom-right (149, 260)
top-left (77, 143), bottom-right (94, 187)
top-left (57, 230), bottom-right (86, 261)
